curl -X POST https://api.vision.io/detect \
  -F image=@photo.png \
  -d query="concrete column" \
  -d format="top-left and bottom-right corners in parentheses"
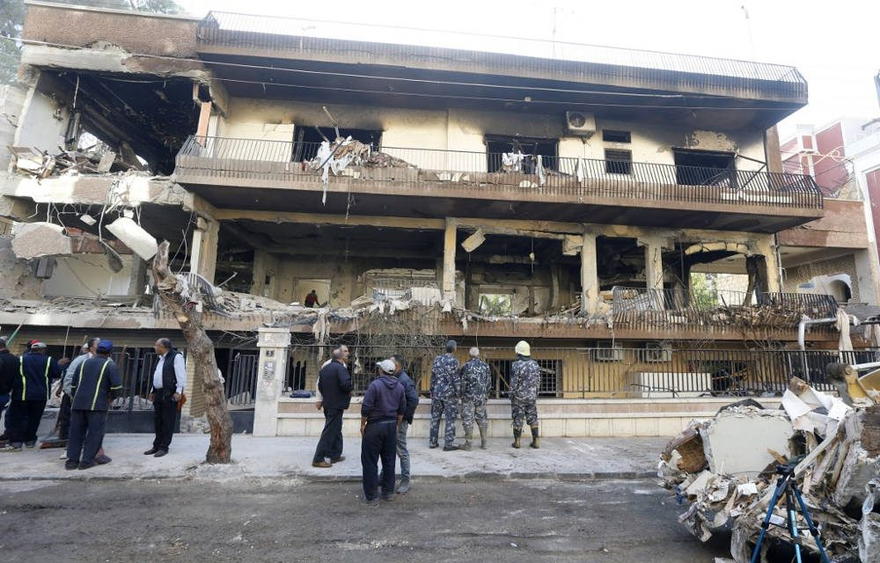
top-left (442, 218), bottom-right (457, 303)
top-left (180, 354), bottom-right (203, 417)
top-left (580, 230), bottom-right (599, 315)
top-left (854, 248), bottom-right (880, 305)
top-left (764, 126), bottom-right (783, 174)
top-left (641, 237), bottom-right (665, 291)
top-left (764, 244), bottom-right (782, 294)
top-left (189, 216), bottom-right (219, 284)
top-left (253, 327), bottom-right (291, 437)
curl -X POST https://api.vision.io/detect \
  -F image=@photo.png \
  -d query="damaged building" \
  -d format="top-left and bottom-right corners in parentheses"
top-left (1, 2), bottom-right (878, 436)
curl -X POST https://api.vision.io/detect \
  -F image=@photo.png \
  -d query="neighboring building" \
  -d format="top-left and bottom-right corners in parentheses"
top-left (0, 2), bottom-right (870, 437)
top-left (778, 119), bottom-right (880, 305)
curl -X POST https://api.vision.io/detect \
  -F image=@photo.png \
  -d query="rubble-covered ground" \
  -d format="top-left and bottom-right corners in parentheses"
top-left (0, 478), bottom-right (728, 562)
top-left (658, 378), bottom-right (880, 562)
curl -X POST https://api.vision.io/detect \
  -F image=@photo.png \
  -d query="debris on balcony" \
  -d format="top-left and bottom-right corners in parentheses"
top-left (9, 144), bottom-right (145, 178)
top-left (309, 137), bottom-right (416, 203)
top-left (658, 378), bottom-right (879, 561)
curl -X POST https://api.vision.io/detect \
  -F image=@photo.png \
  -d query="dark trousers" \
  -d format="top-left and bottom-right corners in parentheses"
top-left (361, 420), bottom-right (397, 501)
top-left (152, 396), bottom-right (177, 450)
top-left (66, 409), bottom-right (106, 464)
top-left (55, 394), bottom-right (72, 440)
top-left (0, 394), bottom-right (8, 438)
top-left (313, 408), bottom-right (344, 463)
top-left (8, 399), bottom-right (47, 446)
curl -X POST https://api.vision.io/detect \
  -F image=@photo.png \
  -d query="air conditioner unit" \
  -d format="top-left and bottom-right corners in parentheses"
top-left (594, 346), bottom-right (624, 362)
top-left (642, 343), bottom-right (672, 363)
top-left (565, 111), bottom-right (596, 137)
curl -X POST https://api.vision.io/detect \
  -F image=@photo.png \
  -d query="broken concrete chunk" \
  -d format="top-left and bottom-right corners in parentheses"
top-left (11, 221), bottom-right (73, 259)
top-left (105, 217), bottom-right (158, 260)
top-left (700, 407), bottom-right (794, 478)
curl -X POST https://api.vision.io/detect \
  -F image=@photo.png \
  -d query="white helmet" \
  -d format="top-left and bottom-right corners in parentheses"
top-left (515, 340), bottom-right (530, 356)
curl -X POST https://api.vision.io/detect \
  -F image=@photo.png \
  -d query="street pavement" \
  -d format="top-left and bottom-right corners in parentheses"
top-left (0, 478), bottom-right (730, 562)
top-left (0, 434), bottom-right (667, 481)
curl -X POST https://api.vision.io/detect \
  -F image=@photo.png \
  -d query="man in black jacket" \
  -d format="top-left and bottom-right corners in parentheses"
top-left (65, 340), bottom-right (122, 470)
top-left (312, 348), bottom-right (352, 468)
top-left (360, 359), bottom-right (405, 504)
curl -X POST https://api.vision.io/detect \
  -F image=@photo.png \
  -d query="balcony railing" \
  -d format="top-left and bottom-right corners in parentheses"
top-left (175, 136), bottom-right (823, 210)
top-left (197, 12), bottom-right (807, 100)
top-left (612, 287), bottom-right (837, 330)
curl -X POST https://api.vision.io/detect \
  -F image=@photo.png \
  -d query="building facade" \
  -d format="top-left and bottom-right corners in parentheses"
top-left (0, 2), bottom-right (872, 436)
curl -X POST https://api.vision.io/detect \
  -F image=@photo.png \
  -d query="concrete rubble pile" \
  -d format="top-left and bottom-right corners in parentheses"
top-left (9, 144), bottom-right (143, 178)
top-left (658, 380), bottom-right (880, 562)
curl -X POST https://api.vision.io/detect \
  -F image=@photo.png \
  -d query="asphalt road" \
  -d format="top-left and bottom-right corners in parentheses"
top-left (0, 478), bottom-right (729, 562)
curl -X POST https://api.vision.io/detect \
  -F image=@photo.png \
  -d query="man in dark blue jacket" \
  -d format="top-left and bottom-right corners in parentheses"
top-left (391, 354), bottom-right (419, 494)
top-left (66, 340), bottom-right (122, 470)
top-left (312, 348), bottom-right (352, 468)
top-left (0, 337), bottom-right (17, 447)
top-left (360, 359), bottom-right (405, 505)
top-left (2, 341), bottom-right (60, 452)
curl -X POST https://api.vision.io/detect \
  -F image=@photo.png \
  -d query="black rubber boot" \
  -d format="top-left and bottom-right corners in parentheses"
top-left (479, 425), bottom-right (488, 449)
top-left (512, 429), bottom-right (522, 449)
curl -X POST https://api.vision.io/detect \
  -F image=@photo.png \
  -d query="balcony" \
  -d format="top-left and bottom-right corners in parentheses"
top-left (175, 136), bottom-right (823, 231)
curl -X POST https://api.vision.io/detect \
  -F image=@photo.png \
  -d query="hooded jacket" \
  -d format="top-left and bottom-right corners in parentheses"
top-left (361, 374), bottom-right (405, 423)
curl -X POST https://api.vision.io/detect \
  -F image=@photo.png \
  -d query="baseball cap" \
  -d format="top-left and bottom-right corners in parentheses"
top-left (97, 340), bottom-right (113, 353)
top-left (377, 359), bottom-right (396, 374)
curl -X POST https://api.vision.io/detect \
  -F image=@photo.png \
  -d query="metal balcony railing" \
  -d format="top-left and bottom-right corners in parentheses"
top-left (197, 12), bottom-right (807, 100)
top-left (611, 287), bottom-right (837, 330)
top-left (175, 136), bottom-right (823, 210)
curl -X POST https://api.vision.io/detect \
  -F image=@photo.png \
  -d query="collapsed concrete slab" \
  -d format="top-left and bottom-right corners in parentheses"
top-left (11, 221), bottom-right (73, 259)
top-left (105, 217), bottom-right (158, 260)
top-left (700, 407), bottom-right (794, 478)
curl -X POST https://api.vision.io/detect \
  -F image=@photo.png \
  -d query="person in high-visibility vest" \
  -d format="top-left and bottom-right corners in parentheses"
top-left (1, 341), bottom-right (61, 452)
top-left (65, 340), bottom-right (122, 470)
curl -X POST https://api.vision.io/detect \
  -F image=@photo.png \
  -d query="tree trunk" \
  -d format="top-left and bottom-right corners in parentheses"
top-left (152, 240), bottom-right (232, 463)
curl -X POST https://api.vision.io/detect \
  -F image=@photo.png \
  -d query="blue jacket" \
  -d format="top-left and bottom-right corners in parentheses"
top-left (14, 352), bottom-right (61, 401)
top-left (318, 360), bottom-right (353, 411)
top-left (70, 356), bottom-right (123, 411)
top-left (398, 370), bottom-right (420, 424)
top-left (361, 375), bottom-right (405, 423)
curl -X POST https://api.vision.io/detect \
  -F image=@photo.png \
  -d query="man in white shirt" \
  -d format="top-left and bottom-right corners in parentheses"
top-left (144, 338), bottom-right (186, 458)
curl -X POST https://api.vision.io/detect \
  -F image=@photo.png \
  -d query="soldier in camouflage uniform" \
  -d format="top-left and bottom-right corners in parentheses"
top-left (459, 347), bottom-right (491, 450)
top-left (509, 340), bottom-right (541, 449)
top-left (429, 340), bottom-right (461, 451)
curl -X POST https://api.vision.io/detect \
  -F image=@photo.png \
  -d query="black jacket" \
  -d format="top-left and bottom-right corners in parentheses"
top-left (398, 370), bottom-right (419, 424)
top-left (70, 356), bottom-right (123, 411)
top-left (361, 375), bottom-right (405, 423)
top-left (0, 349), bottom-right (17, 396)
top-left (318, 361), bottom-right (353, 411)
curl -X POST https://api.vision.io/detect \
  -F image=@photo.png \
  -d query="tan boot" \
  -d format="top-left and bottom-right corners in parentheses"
top-left (462, 430), bottom-right (473, 451)
top-left (530, 426), bottom-right (540, 449)
top-left (512, 429), bottom-right (522, 449)
top-left (479, 424), bottom-right (488, 449)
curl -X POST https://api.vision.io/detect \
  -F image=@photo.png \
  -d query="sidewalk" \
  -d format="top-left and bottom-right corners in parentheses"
top-left (0, 434), bottom-right (666, 481)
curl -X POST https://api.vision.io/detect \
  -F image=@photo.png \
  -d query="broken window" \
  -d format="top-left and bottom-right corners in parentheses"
top-left (602, 130), bottom-right (631, 143)
top-left (478, 293), bottom-right (513, 316)
top-left (485, 135), bottom-right (558, 173)
top-left (604, 149), bottom-right (632, 175)
top-left (673, 149), bottom-right (736, 186)
top-left (292, 126), bottom-right (382, 162)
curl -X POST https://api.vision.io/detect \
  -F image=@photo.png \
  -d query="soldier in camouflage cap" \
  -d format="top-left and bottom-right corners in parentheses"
top-left (459, 347), bottom-right (491, 450)
top-left (509, 340), bottom-right (540, 449)
top-left (429, 340), bottom-right (461, 451)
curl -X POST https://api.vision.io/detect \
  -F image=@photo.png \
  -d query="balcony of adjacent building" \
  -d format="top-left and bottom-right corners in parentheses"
top-left (173, 135), bottom-right (823, 232)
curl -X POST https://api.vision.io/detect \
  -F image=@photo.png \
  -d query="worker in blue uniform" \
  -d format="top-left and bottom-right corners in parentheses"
top-left (66, 340), bottom-right (122, 470)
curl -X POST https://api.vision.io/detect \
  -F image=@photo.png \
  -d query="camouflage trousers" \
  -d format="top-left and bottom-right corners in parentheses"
top-left (429, 398), bottom-right (458, 448)
top-left (460, 398), bottom-right (488, 435)
top-left (510, 398), bottom-right (538, 431)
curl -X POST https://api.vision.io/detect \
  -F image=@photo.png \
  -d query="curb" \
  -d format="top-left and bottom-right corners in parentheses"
top-left (0, 470), bottom-right (656, 483)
